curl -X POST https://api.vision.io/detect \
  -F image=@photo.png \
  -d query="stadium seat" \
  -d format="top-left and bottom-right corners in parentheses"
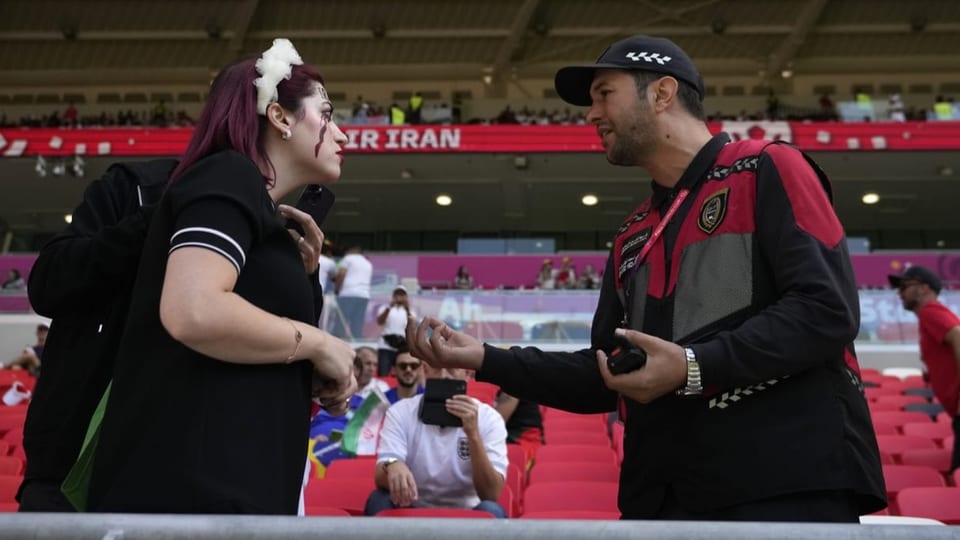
top-left (304, 479), bottom-right (376, 515)
top-left (903, 402), bottom-right (945, 417)
top-left (872, 422), bottom-right (899, 436)
top-left (376, 507), bottom-right (496, 518)
top-left (498, 484), bottom-right (515, 518)
top-left (536, 445), bottom-right (617, 466)
top-left (901, 422), bottom-right (953, 444)
top-left (903, 388), bottom-right (935, 400)
top-left (876, 435), bottom-right (938, 462)
top-left (872, 395), bottom-right (929, 410)
top-left (871, 411), bottom-right (934, 428)
top-left (523, 481), bottom-right (618, 514)
top-left (522, 510), bottom-right (620, 520)
top-left (878, 451), bottom-right (895, 465)
top-left (304, 506), bottom-right (351, 517)
top-left (0, 456), bottom-right (23, 476)
top-left (882, 465), bottom-right (945, 514)
top-left (324, 456), bottom-right (377, 482)
top-left (466, 381), bottom-right (499, 405)
top-left (896, 487), bottom-right (960, 524)
top-left (0, 502), bottom-right (17, 513)
top-left (545, 431), bottom-right (610, 446)
top-left (529, 462), bottom-right (620, 485)
top-left (506, 463), bottom-right (524, 516)
top-left (0, 476), bottom-right (19, 502)
top-left (900, 448), bottom-right (953, 474)
top-left (507, 444), bottom-right (527, 473)
top-left (0, 441), bottom-right (10, 457)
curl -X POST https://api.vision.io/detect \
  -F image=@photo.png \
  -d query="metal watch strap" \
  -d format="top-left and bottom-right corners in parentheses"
top-left (678, 347), bottom-right (703, 396)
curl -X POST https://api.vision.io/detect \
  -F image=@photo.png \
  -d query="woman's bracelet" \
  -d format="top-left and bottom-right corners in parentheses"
top-left (283, 317), bottom-right (303, 363)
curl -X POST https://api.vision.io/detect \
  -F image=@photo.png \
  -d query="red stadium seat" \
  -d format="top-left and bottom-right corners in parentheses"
top-left (900, 448), bottom-right (953, 474)
top-left (878, 451), bottom-right (895, 465)
top-left (507, 444), bottom-right (528, 473)
top-left (304, 479), bottom-right (375, 516)
top-left (523, 481), bottom-right (618, 514)
top-left (545, 431), bottom-right (610, 446)
top-left (522, 510), bottom-right (620, 520)
top-left (0, 441), bottom-right (10, 457)
top-left (896, 487), bottom-right (960, 524)
top-left (876, 435), bottom-right (938, 462)
top-left (0, 476), bottom-right (20, 503)
top-left (872, 395), bottom-right (928, 410)
top-left (0, 502), bottom-right (17, 513)
top-left (466, 381), bottom-right (499, 405)
top-left (882, 464), bottom-right (945, 514)
top-left (304, 506), bottom-right (351, 517)
top-left (872, 422), bottom-right (899, 436)
top-left (324, 457), bottom-right (377, 482)
top-left (0, 456), bottom-right (23, 476)
top-left (871, 411), bottom-right (934, 428)
top-left (529, 462), bottom-right (620, 485)
top-left (536, 445), bottom-right (617, 466)
top-left (498, 484), bottom-right (515, 518)
top-left (901, 422), bottom-right (953, 445)
top-left (376, 507), bottom-right (496, 518)
top-left (506, 464), bottom-right (524, 516)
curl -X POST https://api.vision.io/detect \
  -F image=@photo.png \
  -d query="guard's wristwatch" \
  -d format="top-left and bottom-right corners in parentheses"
top-left (677, 347), bottom-right (703, 396)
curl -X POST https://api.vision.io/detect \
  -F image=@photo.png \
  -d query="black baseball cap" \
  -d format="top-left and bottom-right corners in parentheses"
top-left (887, 265), bottom-right (942, 294)
top-left (554, 34), bottom-right (704, 107)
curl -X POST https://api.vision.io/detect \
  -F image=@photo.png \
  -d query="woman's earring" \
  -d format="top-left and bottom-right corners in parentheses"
top-left (282, 129), bottom-right (292, 140)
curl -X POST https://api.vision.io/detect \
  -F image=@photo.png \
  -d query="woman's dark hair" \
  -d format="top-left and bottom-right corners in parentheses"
top-left (169, 56), bottom-right (325, 185)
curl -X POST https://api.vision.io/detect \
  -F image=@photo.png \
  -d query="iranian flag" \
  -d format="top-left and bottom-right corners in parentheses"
top-left (341, 388), bottom-right (389, 456)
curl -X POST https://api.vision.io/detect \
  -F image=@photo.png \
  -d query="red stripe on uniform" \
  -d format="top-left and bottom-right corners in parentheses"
top-left (764, 144), bottom-right (843, 248)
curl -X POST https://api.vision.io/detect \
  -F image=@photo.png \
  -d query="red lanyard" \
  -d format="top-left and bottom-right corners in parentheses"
top-left (632, 189), bottom-right (690, 268)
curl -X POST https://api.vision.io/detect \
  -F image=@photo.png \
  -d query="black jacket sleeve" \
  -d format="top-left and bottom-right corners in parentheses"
top-left (476, 253), bottom-right (621, 414)
top-left (28, 169), bottom-right (151, 317)
top-left (693, 144), bottom-right (860, 391)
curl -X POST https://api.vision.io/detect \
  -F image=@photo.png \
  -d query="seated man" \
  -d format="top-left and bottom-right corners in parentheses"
top-left (349, 346), bottom-right (390, 409)
top-left (365, 363), bottom-right (508, 517)
top-left (385, 348), bottom-right (424, 404)
top-left (495, 390), bottom-right (544, 470)
top-left (5, 324), bottom-right (48, 377)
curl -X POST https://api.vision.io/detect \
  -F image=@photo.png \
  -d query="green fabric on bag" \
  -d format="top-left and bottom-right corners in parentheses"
top-left (61, 382), bottom-right (111, 512)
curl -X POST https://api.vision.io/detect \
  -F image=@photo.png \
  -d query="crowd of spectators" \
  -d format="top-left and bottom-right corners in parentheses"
top-left (3, 93), bottom-right (956, 130)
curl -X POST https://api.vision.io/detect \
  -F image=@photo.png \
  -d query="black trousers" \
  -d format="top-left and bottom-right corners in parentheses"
top-left (377, 348), bottom-right (397, 377)
top-left (656, 488), bottom-right (859, 523)
top-left (17, 480), bottom-right (75, 512)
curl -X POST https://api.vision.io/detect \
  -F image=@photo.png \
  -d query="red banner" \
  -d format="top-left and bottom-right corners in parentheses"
top-left (3, 122), bottom-right (960, 157)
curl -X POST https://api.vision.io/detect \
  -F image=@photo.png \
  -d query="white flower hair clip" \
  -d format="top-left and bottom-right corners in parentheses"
top-left (253, 38), bottom-right (304, 115)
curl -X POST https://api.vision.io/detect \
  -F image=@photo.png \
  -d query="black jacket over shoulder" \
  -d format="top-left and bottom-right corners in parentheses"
top-left (23, 159), bottom-right (175, 488)
top-left (478, 134), bottom-right (886, 518)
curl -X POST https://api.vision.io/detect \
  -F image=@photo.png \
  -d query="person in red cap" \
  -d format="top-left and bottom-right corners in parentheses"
top-left (889, 265), bottom-right (960, 472)
top-left (406, 34), bottom-right (885, 521)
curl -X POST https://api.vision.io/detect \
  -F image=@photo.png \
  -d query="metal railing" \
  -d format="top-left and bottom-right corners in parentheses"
top-left (0, 514), bottom-right (958, 540)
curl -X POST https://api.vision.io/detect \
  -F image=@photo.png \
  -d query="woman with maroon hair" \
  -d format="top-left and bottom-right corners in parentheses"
top-left (86, 39), bottom-right (356, 514)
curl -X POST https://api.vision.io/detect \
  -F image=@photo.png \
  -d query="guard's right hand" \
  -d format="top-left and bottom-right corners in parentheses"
top-left (387, 462), bottom-right (418, 507)
top-left (405, 316), bottom-right (484, 371)
top-left (309, 333), bottom-right (357, 415)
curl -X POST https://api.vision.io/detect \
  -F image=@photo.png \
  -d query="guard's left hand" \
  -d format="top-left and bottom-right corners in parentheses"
top-left (445, 395), bottom-right (480, 435)
top-left (279, 204), bottom-right (323, 274)
top-left (596, 329), bottom-right (688, 404)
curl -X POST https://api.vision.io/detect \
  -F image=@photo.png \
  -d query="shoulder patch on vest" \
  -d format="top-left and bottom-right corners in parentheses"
top-left (698, 188), bottom-right (729, 234)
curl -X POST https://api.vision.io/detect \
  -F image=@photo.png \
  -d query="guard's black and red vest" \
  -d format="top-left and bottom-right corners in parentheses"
top-left (606, 136), bottom-right (886, 516)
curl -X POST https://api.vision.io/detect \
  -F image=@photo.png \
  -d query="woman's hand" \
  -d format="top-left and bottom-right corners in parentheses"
top-left (309, 332), bottom-right (357, 416)
top-left (279, 204), bottom-right (323, 274)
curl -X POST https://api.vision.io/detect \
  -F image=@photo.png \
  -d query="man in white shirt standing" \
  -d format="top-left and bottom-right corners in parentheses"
top-left (376, 286), bottom-right (415, 376)
top-left (365, 363), bottom-right (508, 517)
top-left (332, 246), bottom-right (372, 340)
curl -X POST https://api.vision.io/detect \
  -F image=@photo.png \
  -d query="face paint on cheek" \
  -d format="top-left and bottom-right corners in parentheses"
top-left (314, 118), bottom-right (328, 158)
